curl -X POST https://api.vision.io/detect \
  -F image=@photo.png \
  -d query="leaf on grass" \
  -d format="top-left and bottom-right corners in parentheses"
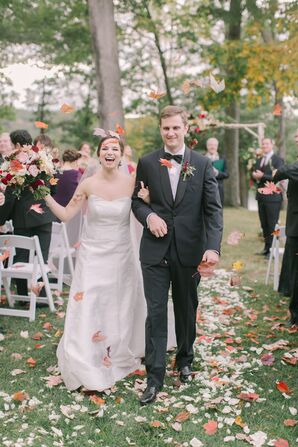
top-left (60, 103), bottom-right (75, 113)
top-left (232, 260), bottom-right (244, 271)
top-left (45, 375), bottom-right (63, 387)
top-left (282, 353), bottom-right (297, 366)
top-left (150, 420), bottom-right (163, 428)
top-left (190, 438), bottom-right (203, 447)
top-left (32, 332), bottom-right (43, 340)
top-left (175, 411), bottom-right (190, 422)
top-left (263, 340), bottom-right (289, 351)
top-left (273, 439), bottom-right (289, 447)
top-left (35, 121), bottom-right (48, 129)
top-left (12, 391), bottom-right (29, 401)
top-left (237, 392), bottom-right (260, 401)
top-left (43, 322), bottom-right (53, 330)
top-left (226, 230), bottom-right (244, 245)
top-left (234, 415), bottom-right (246, 427)
top-left (26, 357), bottom-right (37, 368)
top-left (283, 419), bottom-right (297, 426)
top-left (90, 395), bottom-right (105, 405)
top-left (203, 420), bottom-right (218, 435)
top-left (91, 331), bottom-right (107, 342)
top-left (260, 353), bottom-right (275, 366)
top-left (171, 422), bottom-right (182, 432)
top-left (11, 369), bottom-right (26, 376)
top-left (249, 431), bottom-right (267, 447)
top-left (276, 381), bottom-right (293, 395)
top-left (11, 352), bottom-right (23, 360)
top-left (29, 204), bottom-right (44, 214)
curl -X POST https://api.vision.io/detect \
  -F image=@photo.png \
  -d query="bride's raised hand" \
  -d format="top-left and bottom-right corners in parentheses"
top-left (137, 181), bottom-right (150, 204)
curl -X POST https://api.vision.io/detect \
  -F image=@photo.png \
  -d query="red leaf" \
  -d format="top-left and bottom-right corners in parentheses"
top-left (260, 353), bottom-right (275, 366)
top-left (26, 357), bottom-right (37, 368)
top-left (283, 419), bottom-right (297, 427)
top-left (273, 104), bottom-right (282, 116)
top-left (35, 121), bottom-right (48, 129)
top-left (273, 439), bottom-right (289, 447)
top-left (276, 381), bottom-right (292, 395)
top-left (203, 420), bottom-right (218, 435)
top-left (237, 392), bottom-right (259, 401)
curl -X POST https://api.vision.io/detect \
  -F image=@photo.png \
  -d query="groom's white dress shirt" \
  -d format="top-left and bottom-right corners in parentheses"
top-left (165, 145), bottom-right (185, 200)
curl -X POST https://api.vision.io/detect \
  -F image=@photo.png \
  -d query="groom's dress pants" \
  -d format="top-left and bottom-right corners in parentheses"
top-left (141, 237), bottom-right (200, 389)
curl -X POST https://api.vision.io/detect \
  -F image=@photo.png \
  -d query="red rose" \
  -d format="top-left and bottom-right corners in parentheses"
top-left (1, 173), bottom-right (13, 184)
top-left (30, 179), bottom-right (45, 189)
top-left (194, 127), bottom-right (200, 134)
top-left (199, 113), bottom-right (206, 118)
top-left (31, 145), bottom-right (39, 153)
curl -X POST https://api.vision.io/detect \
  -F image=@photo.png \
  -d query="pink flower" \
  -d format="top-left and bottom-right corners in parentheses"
top-left (194, 127), bottom-right (201, 134)
top-left (16, 151), bottom-right (29, 163)
top-left (28, 164), bottom-right (39, 177)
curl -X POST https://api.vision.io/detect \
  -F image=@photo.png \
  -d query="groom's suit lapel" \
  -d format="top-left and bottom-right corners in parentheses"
top-left (158, 149), bottom-right (174, 207)
top-left (174, 147), bottom-right (191, 208)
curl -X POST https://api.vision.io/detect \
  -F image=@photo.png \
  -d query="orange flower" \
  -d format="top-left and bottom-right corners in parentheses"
top-left (9, 159), bottom-right (23, 172)
top-left (159, 158), bottom-right (173, 168)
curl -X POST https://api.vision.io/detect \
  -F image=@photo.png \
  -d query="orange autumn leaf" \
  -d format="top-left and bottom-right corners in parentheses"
top-left (35, 121), bottom-right (48, 129)
top-left (91, 331), bottom-right (107, 342)
top-left (43, 321), bottom-right (53, 330)
top-left (276, 380), bottom-right (293, 395)
top-left (175, 411), bottom-right (190, 423)
top-left (115, 123), bottom-right (125, 135)
top-left (131, 369), bottom-right (146, 376)
top-left (26, 357), bottom-right (37, 367)
top-left (74, 291), bottom-right (84, 301)
top-left (237, 392), bottom-right (260, 401)
top-left (147, 90), bottom-right (166, 100)
top-left (60, 103), bottom-right (75, 113)
top-left (150, 420), bottom-right (162, 428)
top-left (273, 439), bottom-right (289, 447)
top-left (12, 391), bottom-right (29, 401)
top-left (273, 104), bottom-right (282, 116)
top-left (203, 420), bottom-right (218, 435)
top-left (49, 177), bottom-right (59, 185)
top-left (234, 415), bottom-right (246, 427)
top-left (283, 419), bottom-right (297, 427)
top-left (272, 228), bottom-right (281, 236)
top-left (34, 343), bottom-right (43, 349)
top-left (181, 79), bottom-right (191, 95)
top-left (159, 158), bottom-right (173, 169)
top-left (90, 395), bottom-right (105, 405)
top-left (31, 332), bottom-right (43, 340)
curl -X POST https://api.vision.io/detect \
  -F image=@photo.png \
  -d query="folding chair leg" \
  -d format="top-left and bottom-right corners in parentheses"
top-left (2, 278), bottom-right (15, 307)
top-left (265, 251), bottom-right (273, 285)
top-left (273, 247), bottom-right (279, 291)
top-left (42, 276), bottom-right (55, 312)
top-left (28, 291), bottom-right (37, 322)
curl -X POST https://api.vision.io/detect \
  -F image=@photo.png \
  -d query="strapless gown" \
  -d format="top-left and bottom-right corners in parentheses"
top-left (57, 195), bottom-right (146, 391)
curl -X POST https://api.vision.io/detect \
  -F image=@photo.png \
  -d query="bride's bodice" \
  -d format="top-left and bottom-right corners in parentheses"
top-left (81, 195), bottom-right (131, 247)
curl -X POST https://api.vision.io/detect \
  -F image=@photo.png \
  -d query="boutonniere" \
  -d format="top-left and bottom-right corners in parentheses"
top-left (159, 158), bottom-right (173, 169)
top-left (181, 161), bottom-right (196, 181)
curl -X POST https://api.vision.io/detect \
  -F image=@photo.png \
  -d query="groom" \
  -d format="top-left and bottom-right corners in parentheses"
top-left (132, 105), bottom-right (223, 405)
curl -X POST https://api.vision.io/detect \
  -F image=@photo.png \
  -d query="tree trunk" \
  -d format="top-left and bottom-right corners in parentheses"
top-left (224, 101), bottom-right (241, 206)
top-left (239, 161), bottom-right (248, 208)
top-left (88, 0), bottom-right (124, 129)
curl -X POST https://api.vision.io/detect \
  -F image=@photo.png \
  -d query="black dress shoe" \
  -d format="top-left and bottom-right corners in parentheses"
top-left (179, 366), bottom-right (192, 383)
top-left (139, 386), bottom-right (159, 405)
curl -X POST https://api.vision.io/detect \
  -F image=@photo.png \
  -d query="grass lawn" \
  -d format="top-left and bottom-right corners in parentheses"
top-left (0, 207), bottom-right (297, 447)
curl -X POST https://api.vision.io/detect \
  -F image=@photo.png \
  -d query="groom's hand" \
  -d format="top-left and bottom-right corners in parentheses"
top-left (202, 250), bottom-right (219, 265)
top-left (148, 214), bottom-right (168, 238)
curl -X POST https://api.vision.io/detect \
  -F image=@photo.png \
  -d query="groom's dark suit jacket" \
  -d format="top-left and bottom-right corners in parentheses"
top-left (132, 147), bottom-right (223, 266)
top-left (274, 161), bottom-right (298, 237)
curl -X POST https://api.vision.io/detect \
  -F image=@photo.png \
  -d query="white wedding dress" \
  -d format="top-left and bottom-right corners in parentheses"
top-left (57, 195), bottom-right (146, 391)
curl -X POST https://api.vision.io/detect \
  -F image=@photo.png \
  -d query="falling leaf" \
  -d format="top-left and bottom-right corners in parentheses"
top-left (35, 121), bottom-right (48, 129)
top-left (258, 181), bottom-right (282, 195)
top-left (182, 80), bottom-right (191, 95)
top-left (147, 90), bottom-right (166, 100)
top-left (74, 292), bottom-right (84, 301)
top-left (93, 128), bottom-right (107, 137)
top-left (0, 250), bottom-right (10, 262)
top-left (209, 73), bottom-right (225, 93)
top-left (232, 260), bottom-right (244, 271)
top-left (227, 230), bottom-right (245, 245)
top-left (276, 381), bottom-right (292, 395)
top-left (175, 411), bottom-right (190, 422)
top-left (90, 395), bottom-right (105, 406)
top-left (29, 204), bottom-right (44, 214)
top-left (283, 419), bottom-right (297, 426)
top-left (92, 331), bottom-right (107, 342)
top-left (115, 123), bottom-right (125, 135)
top-left (203, 420), bottom-right (218, 435)
top-left (60, 103), bottom-right (75, 113)
top-left (26, 357), bottom-right (37, 368)
top-left (30, 282), bottom-right (44, 296)
top-left (12, 391), bottom-right (29, 401)
top-left (273, 104), bottom-right (282, 116)
top-left (273, 439), bottom-right (289, 447)
top-left (159, 158), bottom-right (173, 169)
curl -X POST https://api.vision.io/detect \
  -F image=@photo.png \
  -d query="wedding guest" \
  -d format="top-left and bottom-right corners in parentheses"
top-left (0, 132), bottom-right (13, 163)
top-left (205, 137), bottom-right (229, 205)
top-left (0, 130), bottom-right (55, 297)
top-left (34, 134), bottom-right (53, 150)
top-left (132, 105), bottom-right (223, 405)
top-left (252, 138), bottom-right (284, 257)
top-left (273, 128), bottom-right (298, 327)
top-left (53, 149), bottom-right (82, 207)
top-left (123, 144), bottom-right (137, 176)
top-left (44, 135), bottom-right (147, 391)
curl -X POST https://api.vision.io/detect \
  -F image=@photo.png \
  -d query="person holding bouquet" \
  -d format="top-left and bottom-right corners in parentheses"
top-left (205, 137), bottom-right (229, 206)
top-left (0, 129), bottom-right (56, 297)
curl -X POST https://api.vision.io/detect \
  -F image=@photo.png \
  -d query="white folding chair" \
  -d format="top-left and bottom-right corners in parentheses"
top-left (265, 225), bottom-right (286, 291)
top-left (48, 222), bottom-right (75, 291)
top-left (0, 235), bottom-right (55, 321)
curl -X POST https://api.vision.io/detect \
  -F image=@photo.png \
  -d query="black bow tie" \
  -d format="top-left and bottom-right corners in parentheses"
top-left (164, 152), bottom-right (183, 164)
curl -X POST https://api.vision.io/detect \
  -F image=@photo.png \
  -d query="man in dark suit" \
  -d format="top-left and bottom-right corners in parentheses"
top-left (0, 130), bottom-right (55, 296)
top-left (273, 128), bottom-right (298, 327)
top-left (132, 106), bottom-right (223, 405)
top-left (252, 138), bottom-right (284, 257)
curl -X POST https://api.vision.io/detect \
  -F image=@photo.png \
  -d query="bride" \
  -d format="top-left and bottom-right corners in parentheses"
top-left (45, 136), bottom-right (148, 391)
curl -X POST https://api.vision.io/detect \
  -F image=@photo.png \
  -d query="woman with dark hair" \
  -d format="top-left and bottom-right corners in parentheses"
top-left (53, 149), bottom-right (82, 207)
top-left (44, 136), bottom-right (147, 391)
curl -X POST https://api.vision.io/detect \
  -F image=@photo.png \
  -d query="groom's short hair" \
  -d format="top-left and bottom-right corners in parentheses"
top-left (159, 106), bottom-right (188, 126)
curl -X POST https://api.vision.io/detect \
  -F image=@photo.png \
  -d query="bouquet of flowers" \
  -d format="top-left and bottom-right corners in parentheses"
top-left (0, 145), bottom-right (57, 200)
top-left (187, 110), bottom-right (222, 149)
